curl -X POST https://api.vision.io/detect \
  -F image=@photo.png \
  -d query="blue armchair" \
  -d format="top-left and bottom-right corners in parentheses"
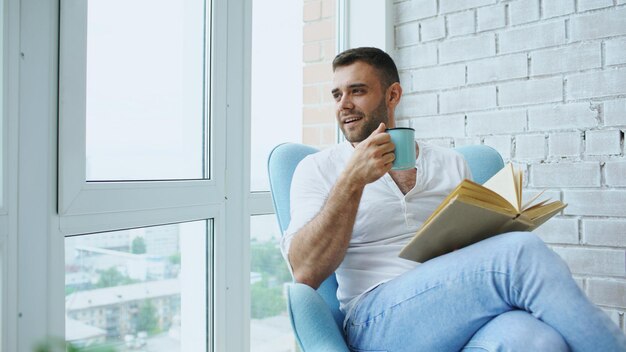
top-left (267, 143), bottom-right (504, 352)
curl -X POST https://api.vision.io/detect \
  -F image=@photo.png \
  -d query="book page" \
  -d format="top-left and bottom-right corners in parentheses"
top-left (482, 163), bottom-right (520, 213)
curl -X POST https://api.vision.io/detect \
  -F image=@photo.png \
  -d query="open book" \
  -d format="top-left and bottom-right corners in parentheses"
top-left (399, 163), bottom-right (567, 263)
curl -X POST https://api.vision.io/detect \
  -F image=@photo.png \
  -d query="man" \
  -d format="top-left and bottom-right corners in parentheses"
top-left (281, 47), bottom-right (626, 351)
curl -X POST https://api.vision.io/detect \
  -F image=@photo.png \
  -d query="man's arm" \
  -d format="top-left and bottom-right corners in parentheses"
top-left (288, 123), bottom-right (395, 289)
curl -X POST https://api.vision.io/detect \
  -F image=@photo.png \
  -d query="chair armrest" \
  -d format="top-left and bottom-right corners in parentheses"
top-left (287, 283), bottom-right (350, 352)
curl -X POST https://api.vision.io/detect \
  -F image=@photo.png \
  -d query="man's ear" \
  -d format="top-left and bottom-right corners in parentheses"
top-left (386, 82), bottom-right (402, 108)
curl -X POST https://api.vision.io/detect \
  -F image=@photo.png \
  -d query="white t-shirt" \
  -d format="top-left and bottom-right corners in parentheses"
top-left (281, 141), bottom-right (472, 313)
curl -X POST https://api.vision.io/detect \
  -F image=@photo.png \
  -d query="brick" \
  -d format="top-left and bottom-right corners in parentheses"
top-left (484, 135), bottom-right (512, 160)
top-left (515, 134), bottom-right (546, 160)
top-left (549, 132), bottom-right (582, 157)
top-left (570, 7), bottom-right (626, 42)
top-left (531, 162), bottom-right (601, 187)
top-left (606, 161), bottom-right (626, 187)
top-left (395, 118), bottom-right (411, 128)
top-left (303, 105), bottom-right (334, 124)
top-left (606, 37), bottom-right (626, 67)
top-left (396, 93), bottom-right (438, 118)
top-left (447, 11), bottom-right (475, 37)
top-left (394, 43), bottom-right (438, 69)
top-left (477, 5), bottom-right (505, 32)
top-left (583, 219), bottom-right (626, 247)
top-left (564, 190), bottom-right (626, 216)
top-left (303, 126), bottom-right (322, 145)
top-left (303, 85), bottom-right (322, 105)
top-left (552, 246), bottom-right (626, 276)
top-left (602, 309), bottom-right (622, 328)
top-left (440, 0), bottom-right (496, 14)
top-left (604, 99), bottom-right (626, 127)
top-left (568, 69), bottom-right (626, 100)
top-left (411, 64), bottom-right (465, 91)
top-left (303, 19), bottom-right (334, 42)
top-left (410, 115), bottom-right (465, 138)
top-left (395, 0), bottom-right (438, 24)
top-left (440, 34), bottom-right (496, 64)
top-left (303, 1), bottom-right (322, 22)
top-left (510, 0), bottom-right (540, 26)
top-left (542, 0), bottom-right (575, 19)
top-left (499, 21), bottom-right (566, 54)
top-left (454, 137), bottom-right (481, 147)
top-left (321, 0), bottom-right (334, 18)
top-left (303, 62), bottom-right (333, 84)
top-left (421, 17), bottom-right (445, 42)
top-left (531, 43), bottom-right (601, 76)
top-left (533, 217), bottom-right (579, 245)
top-left (396, 22), bottom-right (420, 47)
top-left (440, 86), bottom-right (497, 113)
top-left (467, 109), bottom-right (527, 135)
top-left (529, 103), bottom-right (598, 131)
top-left (321, 82), bottom-right (336, 104)
top-left (499, 77), bottom-right (563, 107)
top-left (585, 129), bottom-right (622, 156)
top-left (577, 0), bottom-right (613, 12)
top-left (587, 279), bottom-right (626, 309)
top-left (399, 71), bottom-right (413, 91)
top-left (426, 138), bottom-right (454, 148)
top-left (320, 125), bottom-right (335, 145)
top-left (303, 42), bottom-right (322, 62)
top-left (467, 54), bottom-right (527, 84)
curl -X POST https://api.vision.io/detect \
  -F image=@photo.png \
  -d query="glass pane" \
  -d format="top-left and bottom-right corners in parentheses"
top-left (65, 221), bottom-right (211, 351)
top-left (250, 215), bottom-right (297, 352)
top-left (250, 0), bottom-right (303, 191)
top-left (85, 0), bottom-right (208, 181)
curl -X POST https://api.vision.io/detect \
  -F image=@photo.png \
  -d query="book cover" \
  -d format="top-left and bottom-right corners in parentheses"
top-left (398, 163), bottom-right (567, 263)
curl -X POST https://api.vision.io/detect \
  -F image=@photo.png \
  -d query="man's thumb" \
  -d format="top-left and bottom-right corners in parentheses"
top-left (371, 122), bottom-right (387, 136)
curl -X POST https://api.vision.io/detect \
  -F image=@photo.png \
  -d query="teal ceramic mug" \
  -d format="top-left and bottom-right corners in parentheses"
top-left (386, 127), bottom-right (416, 170)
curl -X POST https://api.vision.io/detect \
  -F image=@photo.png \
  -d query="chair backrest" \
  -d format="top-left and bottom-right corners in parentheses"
top-left (267, 142), bottom-right (504, 331)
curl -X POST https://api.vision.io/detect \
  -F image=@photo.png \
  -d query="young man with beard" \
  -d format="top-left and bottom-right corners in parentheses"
top-left (280, 47), bottom-right (626, 351)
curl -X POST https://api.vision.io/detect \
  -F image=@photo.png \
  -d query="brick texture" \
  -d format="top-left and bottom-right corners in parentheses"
top-left (392, 1), bottom-right (626, 320)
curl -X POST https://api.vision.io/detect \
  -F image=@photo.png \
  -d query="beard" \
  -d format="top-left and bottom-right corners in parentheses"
top-left (340, 98), bottom-right (389, 143)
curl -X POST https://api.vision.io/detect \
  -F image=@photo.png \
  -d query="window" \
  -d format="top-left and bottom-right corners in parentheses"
top-left (250, 0), bottom-right (302, 192)
top-left (57, 0), bottom-right (235, 350)
top-left (84, 0), bottom-right (207, 182)
top-left (249, 0), bottom-right (302, 350)
top-left (65, 221), bottom-right (210, 351)
top-left (250, 215), bottom-right (295, 352)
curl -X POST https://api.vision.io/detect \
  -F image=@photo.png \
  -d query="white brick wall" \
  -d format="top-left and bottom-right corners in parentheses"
top-left (393, 0), bottom-right (626, 323)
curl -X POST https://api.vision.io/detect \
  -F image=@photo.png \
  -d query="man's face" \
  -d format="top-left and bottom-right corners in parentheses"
top-left (331, 61), bottom-right (389, 144)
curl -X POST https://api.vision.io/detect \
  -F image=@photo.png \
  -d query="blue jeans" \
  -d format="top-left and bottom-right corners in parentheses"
top-left (345, 232), bottom-right (626, 352)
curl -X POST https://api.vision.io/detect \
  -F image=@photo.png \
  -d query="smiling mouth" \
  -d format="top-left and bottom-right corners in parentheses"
top-left (343, 116), bottom-right (363, 124)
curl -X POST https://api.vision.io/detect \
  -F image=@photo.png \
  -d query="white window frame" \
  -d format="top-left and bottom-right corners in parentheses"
top-left (4, 0), bottom-right (252, 351)
top-left (58, 0), bottom-right (226, 236)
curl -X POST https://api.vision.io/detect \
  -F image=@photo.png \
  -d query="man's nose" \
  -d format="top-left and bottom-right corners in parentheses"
top-left (338, 94), bottom-right (354, 110)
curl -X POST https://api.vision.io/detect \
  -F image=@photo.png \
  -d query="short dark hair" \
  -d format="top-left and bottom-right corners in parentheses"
top-left (332, 47), bottom-right (400, 89)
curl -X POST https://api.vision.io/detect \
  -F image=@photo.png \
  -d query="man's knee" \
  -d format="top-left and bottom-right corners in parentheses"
top-left (464, 310), bottom-right (570, 352)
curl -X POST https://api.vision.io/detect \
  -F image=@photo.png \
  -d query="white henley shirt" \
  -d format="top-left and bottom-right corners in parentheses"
top-left (281, 140), bottom-right (472, 314)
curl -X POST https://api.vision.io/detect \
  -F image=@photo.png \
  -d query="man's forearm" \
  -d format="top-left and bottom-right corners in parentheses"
top-left (288, 172), bottom-right (364, 289)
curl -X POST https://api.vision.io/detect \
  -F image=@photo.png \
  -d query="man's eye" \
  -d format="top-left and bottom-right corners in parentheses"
top-left (332, 93), bottom-right (341, 101)
top-left (353, 89), bottom-right (365, 94)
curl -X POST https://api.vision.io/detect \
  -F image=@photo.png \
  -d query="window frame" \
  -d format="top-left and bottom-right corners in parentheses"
top-left (4, 1), bottom-right (252, 352)
top-left (58, 0), bottom-right (225, 235)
